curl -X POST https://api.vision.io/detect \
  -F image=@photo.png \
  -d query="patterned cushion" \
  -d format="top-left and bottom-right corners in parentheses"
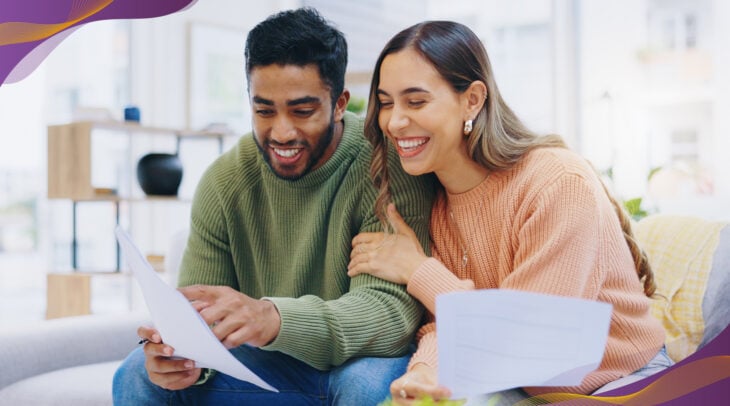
top-left (634, 214), bottom-right (729, 362)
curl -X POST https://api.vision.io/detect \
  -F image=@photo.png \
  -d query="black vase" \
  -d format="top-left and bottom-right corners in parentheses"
top-left (136, 153), bottom-right (183, 196)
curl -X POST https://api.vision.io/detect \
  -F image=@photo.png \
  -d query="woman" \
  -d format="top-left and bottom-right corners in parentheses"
top-left (348, 21), bottom-right (671, 403)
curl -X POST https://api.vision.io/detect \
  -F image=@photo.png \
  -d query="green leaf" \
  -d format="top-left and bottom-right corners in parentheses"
top-left (378, 396), bottom-right (466, 406)
top-left (623, 197), bottom-right (648, 221)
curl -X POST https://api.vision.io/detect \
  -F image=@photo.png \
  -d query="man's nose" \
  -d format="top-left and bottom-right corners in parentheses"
top-left (270, 116), bottom-right (297, 144)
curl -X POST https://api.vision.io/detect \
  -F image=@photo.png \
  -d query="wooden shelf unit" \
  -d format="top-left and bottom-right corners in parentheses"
top-left (47, 120), bottom-right (229, 269)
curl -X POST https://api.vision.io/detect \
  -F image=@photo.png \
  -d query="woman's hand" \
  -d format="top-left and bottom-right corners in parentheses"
top-left (349, 203), bottom-right (428, 285)
top-left (391, 363), bottom-right (452, 405)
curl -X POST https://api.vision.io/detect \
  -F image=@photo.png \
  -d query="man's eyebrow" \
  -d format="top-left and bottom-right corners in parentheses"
top-left (252, 96), bottom-right (273, 105)
top-left (287, 96), bottom-right (320, 106)
top-left (251, 96), bottom-right (321, 106)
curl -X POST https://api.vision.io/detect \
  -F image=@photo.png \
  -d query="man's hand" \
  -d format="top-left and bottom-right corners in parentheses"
top-left (137, 325), bottom-right (201, 390)
top-left (179, 285), bottom-right (282, 348)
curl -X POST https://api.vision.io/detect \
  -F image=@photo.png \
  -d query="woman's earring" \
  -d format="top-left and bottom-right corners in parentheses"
top-left (463, 119), bottom-right (473, 136)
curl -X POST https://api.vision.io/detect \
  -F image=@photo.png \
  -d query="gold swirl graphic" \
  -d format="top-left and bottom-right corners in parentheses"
top-left (0, 0), bottom-right (112, 46)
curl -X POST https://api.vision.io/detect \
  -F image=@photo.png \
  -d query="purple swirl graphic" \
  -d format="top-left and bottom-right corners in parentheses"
top-left (0, 0), bottom-right (198, 86)
top-left (521, 323), bottom-right (730, 405)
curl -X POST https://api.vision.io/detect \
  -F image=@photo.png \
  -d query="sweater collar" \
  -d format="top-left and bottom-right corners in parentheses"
top-left (446, 173), bottom-right (491, 208)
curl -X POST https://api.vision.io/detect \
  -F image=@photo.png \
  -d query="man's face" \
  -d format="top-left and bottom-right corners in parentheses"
top-left (249, 64), bottom-right (340, 180)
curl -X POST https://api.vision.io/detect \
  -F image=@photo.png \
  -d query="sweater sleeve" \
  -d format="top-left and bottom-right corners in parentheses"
top-left (406, 241), bottom-right (476, 370)
top-left (499, 172), bottom-right (605, 297)
top-left (408, 319), bottom-right (438, 370)
top-left (408, 258), bottom-right (476, 315)
top-left (178, 160), bottom-right (239, 289)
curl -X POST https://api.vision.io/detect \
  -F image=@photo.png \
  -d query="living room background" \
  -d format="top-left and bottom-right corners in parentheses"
top-left (1, 0), bottom-right (728, 328)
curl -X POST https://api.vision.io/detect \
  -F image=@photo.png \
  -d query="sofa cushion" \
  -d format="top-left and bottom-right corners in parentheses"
top-left (0, 312), bottom-right (148, 390)
top-left (0, 361), bottom-right (120, 406)
top-left (634, 214), bottom-right (729, 362)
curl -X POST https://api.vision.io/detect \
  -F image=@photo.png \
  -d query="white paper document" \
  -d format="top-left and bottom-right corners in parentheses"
top-left (114, 227), bottom-right (277, 392)
top-left (436, 289), bottom-right (612, 399)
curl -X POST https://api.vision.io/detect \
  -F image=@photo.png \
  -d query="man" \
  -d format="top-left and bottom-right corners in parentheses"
top-left (112, 7), bottom-right (436, 405)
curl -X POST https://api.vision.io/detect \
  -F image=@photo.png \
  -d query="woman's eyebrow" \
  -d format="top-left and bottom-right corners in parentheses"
top-left (376, 87), bottom-right (429, 97)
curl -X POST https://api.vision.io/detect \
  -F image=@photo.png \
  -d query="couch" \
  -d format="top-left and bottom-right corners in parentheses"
top-left (0, 215), bottom-right (727, 405)
top-left (0, 312), bottom-right (149, 405)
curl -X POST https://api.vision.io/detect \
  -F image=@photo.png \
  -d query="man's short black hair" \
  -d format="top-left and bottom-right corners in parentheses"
top-left (245, 7), bottom-right (348, 103)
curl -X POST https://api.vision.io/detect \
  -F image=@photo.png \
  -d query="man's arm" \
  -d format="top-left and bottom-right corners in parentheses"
top-left (262, 151), bottom-right (437, 369)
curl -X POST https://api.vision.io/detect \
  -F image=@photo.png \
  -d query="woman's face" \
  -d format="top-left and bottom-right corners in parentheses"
top-left (377, 48), bottom-right (471, 177)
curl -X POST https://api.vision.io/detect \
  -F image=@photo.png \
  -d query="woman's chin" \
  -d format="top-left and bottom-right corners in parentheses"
top-left (400, 162), bottom-right (431, 177)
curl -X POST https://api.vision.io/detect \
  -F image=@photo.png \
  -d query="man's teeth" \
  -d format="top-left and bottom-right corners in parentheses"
top-left (274, 148), bottom-right (298, 158)
top-left (397, 139), bottom-right (426, 149)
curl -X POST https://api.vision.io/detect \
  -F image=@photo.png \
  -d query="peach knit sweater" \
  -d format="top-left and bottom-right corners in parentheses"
top-left (406, 147), bottom-right (665, 395)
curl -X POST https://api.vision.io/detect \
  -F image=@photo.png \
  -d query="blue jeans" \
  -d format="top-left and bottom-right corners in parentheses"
top-left (592, 346), bottom-right (674, 394)
top-left (112, 344), bottom-right (411, 405)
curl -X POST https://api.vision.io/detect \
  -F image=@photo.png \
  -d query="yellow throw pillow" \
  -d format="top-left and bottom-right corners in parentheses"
top-left (634, 214), bottom-right (727, 362)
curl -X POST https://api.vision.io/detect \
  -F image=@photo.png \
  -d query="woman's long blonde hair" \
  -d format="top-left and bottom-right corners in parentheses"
top-left (364, 21), bottom-right (655, 297)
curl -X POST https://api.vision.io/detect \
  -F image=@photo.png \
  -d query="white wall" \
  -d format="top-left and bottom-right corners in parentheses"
top-left (578, 0), bottom-right (647, 184)
top-left (129, 1), bottom-right (292, 131)
top-left (712, 0), bottom-right (730, 199)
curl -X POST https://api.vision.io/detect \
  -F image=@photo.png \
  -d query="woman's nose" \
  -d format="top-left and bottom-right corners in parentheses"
top-left (386, 106), bottom-right (409, 134)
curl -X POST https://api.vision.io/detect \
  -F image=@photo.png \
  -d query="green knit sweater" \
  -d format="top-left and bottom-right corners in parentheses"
top-left (178, 112), bottom-right (436, 370)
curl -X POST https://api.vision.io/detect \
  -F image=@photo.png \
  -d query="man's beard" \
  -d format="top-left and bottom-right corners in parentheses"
top-left (254, 120), bottom-right (335, 181)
